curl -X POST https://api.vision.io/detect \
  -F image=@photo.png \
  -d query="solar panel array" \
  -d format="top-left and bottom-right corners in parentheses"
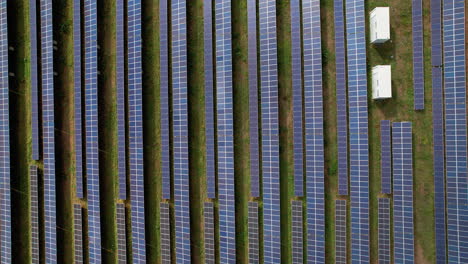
top-left (204, 203), bottom-right (215, 264)
top-left (116, 0), bottom-right (127, 200)
top-left (259, 0), bottom-right (281, 262)
top-left (40, 0), bottom-right (56, 262)
top-left (248, 0), bottom-right (260, 198)
top-left (291, 0), bottom-right (304, 197)
top-left (127, 1), bottom-right (146, 262)
top-left (392, 122), bottom-right (414, 263)
top-left (335, 200), bottom-right (346, 264)
top-left (116, 203), bottom-right (127, 263)
top-left (412, 0), bottom-right (424, 110)
top-left (380, 120), bottom-right (392, 194)
top-left (378, 198), bottom-right (391, 264)
top-left (31, 166), bottom-right (40, 264)
top-left (30, 0), bottom-right (40, 161)
top-left (334, 0), bottom-right (349, 196)
top-left (171, 1), bottom-right (191, 262)
top-left (345, 0), bottom-right (370, 262)
top-left (302, 0), bottom-right (325, 262)
top-left (291, 201), bottom-right (303, 264)
top-left (73, 0), bottom-right (83, 198)
top-left (204, 0), bottom-right (216, 199)
top-left (160, 203), bottom-right (171, 264)
top-left (248, 202), bottom-right (259, 264)
top-left (160, 0), bottom-right (171, 200)
top-left (73, 204), bottom-right (83, 264)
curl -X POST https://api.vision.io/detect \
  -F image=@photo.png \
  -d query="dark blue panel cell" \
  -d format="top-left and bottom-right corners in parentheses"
top-left (31, 0), bottom-right (40, 161)
top-left (117, 0), bottom-right (127, 200)
top-left (380, 120), bottom-right (392, 194)
top-left (412, 0), bottom-right (424, 110)
top-left (335, 200), bottom-right (346, 264)
top-left (31, 166), bottom-right (40, 263)
top-left (378, 198), bottom-right (390, 264)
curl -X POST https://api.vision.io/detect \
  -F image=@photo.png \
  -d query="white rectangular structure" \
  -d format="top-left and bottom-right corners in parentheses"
top-left (370, 7), bottom-right (390, 43)
top-left (372, 65), bottom-right (392, 99)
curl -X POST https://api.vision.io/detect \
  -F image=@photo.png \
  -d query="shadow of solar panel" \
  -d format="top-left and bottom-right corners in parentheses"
top-left (204, 203), bottom-right (215, 264)
top-left (31, 166), bottom-right (40, 264)
top-left (335, 200), bottom-right (346, 264)
top-left (412, 0), bottom-right (424, 110)
top-left (291, 201), bottom-right (303, 264)
top-left (30, 0), bottom-right (40, 161)
top-left (248, 202), bottom-right (259, 264)
top-left (378, 198), bottom-right (390, 264)
top-left (380, 120), bottom-right (392, 194)
top-left (160, 203), bottom-right (171, 264)
top-left (73, 204), bottom-right (83, 264)
top-left (116, 203), bottom-right (127, 263)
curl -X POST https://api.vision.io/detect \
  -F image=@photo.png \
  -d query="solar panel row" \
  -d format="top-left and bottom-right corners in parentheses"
top-left (412, 0), bottom-right (424, 110)
top-left (443, 1), bottom-right (468, 262)
top-left (345, 0), bottom-right (370, 262)
top-left (30, 0), bottom-right (40, 161)
top-left (204, 0), bottom-right (216, 199)
top-left (334, 0), bottom-right (349, 196)
top-left (116, 0), bottom-right (127, 200)
top-left (335, 200), bottom-right (346, 264)
top-left (116, 203), bottom-right (127, 264)
top-left (378, 198), bottom-right (391, 264)
top-left (248, 0), bottom-right (260, 198)
top-left (171, 1), bottom-right (191, 262)
top-left (83, 1), bottom-right (101, 262)
top-left (160, 0), bottom-right (171, 200)
top-left (302, 0), bottom-right (325, 262)
top-left (291, 201), bottom-right (303, 264)
top-left (380, 120), bottom-right (392, 194)
top-left (31, 166), bottom-right (40, 264)
top-left (392, 122), bottom-right (414, 263)
top-left (248, 202), bottom-right (259, 264)
top-left (290, 0), bottom-right (304, 197)
top-left (127, 1), bottom-right (146, 262)
top-left (73, 204), bottom-right (83, 264)
top-left (259, 0), bottom-right (281, 262)
top-left (40, 0), bottom-right (56, 262)
top-left (204, 203), bottom-right (215, 264)
top-left (160, 203), bottom-right (171, 264)
top-left (73, 0), bottom-right (83, 198)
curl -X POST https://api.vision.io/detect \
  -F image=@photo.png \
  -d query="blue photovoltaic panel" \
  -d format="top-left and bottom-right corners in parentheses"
top-left (127, 1), bottom-right (146, 262)
top-left (335, 200), bottom-right (346, 264)
top-left (204, 203), bottom-right (215, 264)
top-left (215, 1), bottom-right (236, 262)
top-left (40, 1), bottom-right (56, 262)
top-left (334, 0), bottom-right (348, 196)
top-left (30, 0), bottom-right (39, 161)
top-left (73, 204), bottom-right (83, 264)
top-left (117, 0), bottom-right (127, 200)
top-left (31, 166), bottom-right (40, 264)
top-left (380, 120), bottom-right (392, 194)
top-left (291, 0), bottom-right (304, 197)
top-left (73, 0), bottom-right (83, 199)
top-left (392, 122), bottom-right (414, 263)
top-left (204, 0), bottom-right (216, 199)
top-left (160, 0), bottom-right (171, 200)
top-left (291, 201), bottom-right (303, 264)
top-left (248, 0), bottom-right (260, 198)
top-left (116, 203), bottom-right (127, 264)
top-left (412, 0), bottom-right (424, 110)
top-left (259, 0), bottom-right (281, 262)
top-left (443, 1), bottom-right (468, 262)
top-left (160, 203), bottom-right (171, 264)
top-left (248, 202), bottom-right (259, 263)
top-left (378, 198), bottom-right (391, 264)
top-left (171, 1), bottom-right (191, 262)
top-left (84, 1), bottom-right (102, 262)
top-left (431, 0), bottom-right (443, 67)
top-left (302, 0), bottom-right (325, 262)
top-left (345, 0), bottom-right (370, 262)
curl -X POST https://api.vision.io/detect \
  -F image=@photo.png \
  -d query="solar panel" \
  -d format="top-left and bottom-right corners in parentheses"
top-left (40, 1), bottom-right (56, 262)
top-left (248, 202), bottom-right (259, 264)
top-left (378, 198), bottom-right (391, 264)
top-left (443, 1), bottom-right (468, 261)
top-left (30, 0), bottom-right (40, 161)
top-left (335, 200), bottom-right (346, 264)
top-left (116, 203), bottom-right (127, 263)
top-left (248, 0), bottom-right (260, 198)
top-left (334, 0), bottom-right (349, 196)
top-left (302, 0), bottom-right (326, 262)
top-left (116, 0), bottom-right (127, 200)
top-left (204, 203), bottom-right (215, 264)
top-left (171, 1), bottom-right (191, 262)
top-left (291, 201), bottom-right (303, 264)
top-left (412, 0), bottom-right (424, 110)
top-left (73, 204), bottom-right (83, 264)
top-left (160, 0), bottom-right (171, 200)
top-left (345, 0), bottom-right (370, 262)
top-left (127, 1), bottom-right (146, 262)
top-left (392, 122), bottom-right (414, 263)
top-left (160, 203), bottom-right (171, 264)
top-left (31, 166), bottom-right (40, 264)
top-left (259, 0), bottom-right (281, 262)
top-left (430, 0), bottom-right (442, 67)
top-left (380, 120), bottom-right (392, 194)
top-left (73, 0), bottom-right (84, 198)
top-left (290, 0), bottom-right (304, 197)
